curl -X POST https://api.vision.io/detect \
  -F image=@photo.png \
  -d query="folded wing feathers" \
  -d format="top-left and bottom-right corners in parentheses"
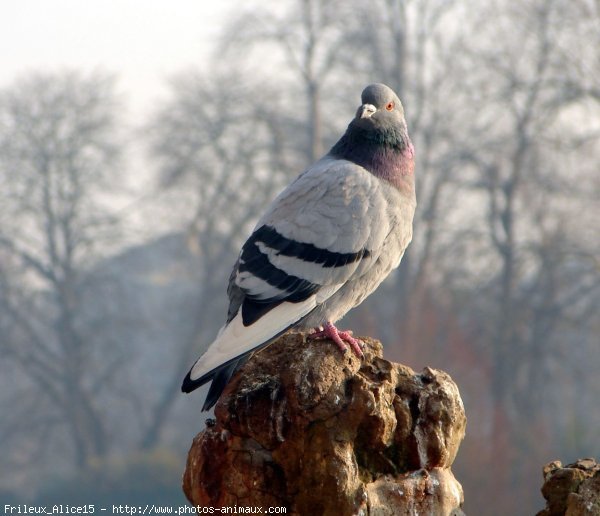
top-left (238, 230), bottom-right (316, 298)
top-left (237, 224), bottom-right (370, 297)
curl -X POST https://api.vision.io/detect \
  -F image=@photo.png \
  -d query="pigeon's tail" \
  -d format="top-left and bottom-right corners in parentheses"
top-left (181, 355), bottom-right (250, 411)
top-left (180, 331), bottom-right (285, 411)
top-left (181, 295), bottom-right (329, 410)
top-left (201, 359), bottom-right (246, 411)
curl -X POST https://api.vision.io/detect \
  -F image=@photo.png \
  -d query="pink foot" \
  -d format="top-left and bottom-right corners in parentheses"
top-left (310, 321), bottom-right (364, 358)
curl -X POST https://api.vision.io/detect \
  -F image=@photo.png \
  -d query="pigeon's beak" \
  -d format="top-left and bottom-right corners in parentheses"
top-left (359, 104), bottom-right (377, 119)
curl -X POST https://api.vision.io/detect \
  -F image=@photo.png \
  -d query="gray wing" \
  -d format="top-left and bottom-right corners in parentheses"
top-left (226, 157), bottom-right (393, 327)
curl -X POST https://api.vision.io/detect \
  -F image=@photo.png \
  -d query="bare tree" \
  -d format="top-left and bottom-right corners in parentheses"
top-left (0, 71), bottom-right (124, 470)
top-left (221, 0), bottom-right (358, 163)
top-left (457, 0), bottom-right (598, 402)
top-left (441, 0), bottom-right (600, 511)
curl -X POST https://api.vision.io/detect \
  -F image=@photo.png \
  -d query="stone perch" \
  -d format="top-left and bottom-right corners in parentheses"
top-left (183, 333), bottom-right (467, 515)
top-left (536, 458), bottom-right (600, 515)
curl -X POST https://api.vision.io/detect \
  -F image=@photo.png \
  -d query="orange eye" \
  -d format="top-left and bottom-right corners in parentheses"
top-left (386, 101), bottom-right (394, 111)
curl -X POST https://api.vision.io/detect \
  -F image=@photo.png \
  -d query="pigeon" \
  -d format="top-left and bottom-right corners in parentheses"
top-left (182, 83), bottom-right (416, 411)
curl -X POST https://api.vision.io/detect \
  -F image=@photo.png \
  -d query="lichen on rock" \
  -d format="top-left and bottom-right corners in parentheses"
top-left (183, 332), bottom-right (467, 515)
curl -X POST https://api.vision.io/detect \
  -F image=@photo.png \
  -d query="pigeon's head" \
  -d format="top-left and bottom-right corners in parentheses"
top-left (350, 83), bottom-right (407, 145)
top-left (329, 83), bottom-right (414, 187)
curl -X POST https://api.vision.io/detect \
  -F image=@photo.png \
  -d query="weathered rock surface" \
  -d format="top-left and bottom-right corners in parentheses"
top-left (183, 332), bottom-right (467, 515)
top-left (537, 458), bottom-right (600, 516)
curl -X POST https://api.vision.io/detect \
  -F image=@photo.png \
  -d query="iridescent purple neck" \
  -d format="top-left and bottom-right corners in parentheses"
top-left (329, 126), bottom-right (415, 194)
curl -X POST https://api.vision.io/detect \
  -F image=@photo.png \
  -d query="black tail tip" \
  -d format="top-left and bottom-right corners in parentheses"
top-left (181, 371), bottom-right (198, 394)
top-left (181, 371), bottom-right (216, 412)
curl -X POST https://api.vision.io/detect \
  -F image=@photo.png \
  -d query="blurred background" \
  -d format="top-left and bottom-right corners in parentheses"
top-left (0, 1), bottom-right (598, 514)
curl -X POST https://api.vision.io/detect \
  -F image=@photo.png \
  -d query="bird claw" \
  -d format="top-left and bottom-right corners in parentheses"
top-left (309, 322), bottom-right (364, 359)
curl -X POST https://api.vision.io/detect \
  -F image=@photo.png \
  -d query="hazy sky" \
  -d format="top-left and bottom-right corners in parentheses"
top-left (1, 1), bottom-right (236, 117)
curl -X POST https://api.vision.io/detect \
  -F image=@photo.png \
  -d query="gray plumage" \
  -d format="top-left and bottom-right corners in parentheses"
top-left (182, 83), bottom-right (416, 410)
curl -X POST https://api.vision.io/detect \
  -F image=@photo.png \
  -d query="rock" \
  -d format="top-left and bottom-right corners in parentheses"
top-left (536, 458), bottom-right (600, 516)
top-left (183, 332), bottom-right (467, 515)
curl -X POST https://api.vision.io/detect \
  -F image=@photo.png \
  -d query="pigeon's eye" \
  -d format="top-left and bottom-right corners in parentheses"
top-left (386, 101), bottom-right (394, 111)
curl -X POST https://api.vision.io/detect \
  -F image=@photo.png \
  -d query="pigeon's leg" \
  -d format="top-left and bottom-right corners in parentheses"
top-left (310, 321), bottom-right (364, 358)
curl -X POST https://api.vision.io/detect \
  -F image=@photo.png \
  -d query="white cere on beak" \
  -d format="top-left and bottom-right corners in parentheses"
top-left (360, 104), bottom-right (377, 119)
